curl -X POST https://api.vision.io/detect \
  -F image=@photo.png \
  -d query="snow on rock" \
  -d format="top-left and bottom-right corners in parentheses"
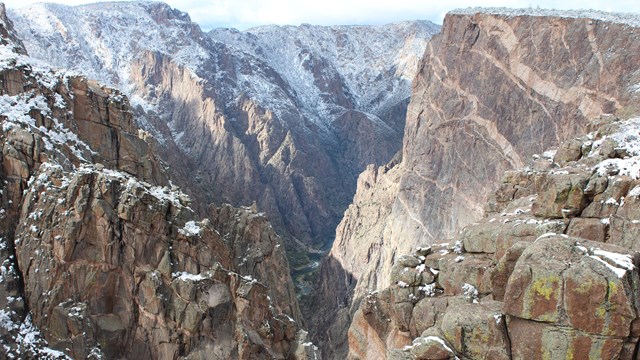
top-left (0, 93), bottom-right (92, 162)
top-left (462, 283), bottom-right (479, 302)
top-left (71, 164), bottom-right (192, 209)
top-left (629, 185), bottom-right (640, 198)
top-left (0, 36), bottom-right (96, 163)
top-left (0, 311), bottom-right (71, 359)
top-left (10, 2), bottom-right (439, 133)
top-left (418, 283), bottom-right (439, 297)
top-left (178, 220), bottom-right (202, 237)
top-left (450, 7), bottom-right (640, 28)
top-left (575, 243), bottom-right (635, 278)
top-left (592, 118), bottom-right (640, 179)
top-left (9, 2), bottom-right (210, 88)
top-left (210, 20), bottom-right (439, 120)
top-left (172, 271), bottom-right (212, 282)
top-left (592, 249), bottom-right (635, 272)
top-left (408, 335), bottom-right (457, 357)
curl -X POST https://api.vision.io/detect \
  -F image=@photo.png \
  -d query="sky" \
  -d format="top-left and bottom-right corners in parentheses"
top-left (3, 0), bottom-right (640, 30)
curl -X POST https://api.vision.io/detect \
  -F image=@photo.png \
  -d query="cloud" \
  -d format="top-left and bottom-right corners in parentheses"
top-left (3, 0), bottom-right (639, 30)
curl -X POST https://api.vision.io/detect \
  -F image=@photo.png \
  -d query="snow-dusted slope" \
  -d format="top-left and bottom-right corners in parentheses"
top-left (10, 2), bottom-right (209, 87)
top-left (10, 2), bottom-right (438, 133)
top-left (210, 21), bottom-right (439, 124)
top-left (8, 1), bottom-right (439, 253)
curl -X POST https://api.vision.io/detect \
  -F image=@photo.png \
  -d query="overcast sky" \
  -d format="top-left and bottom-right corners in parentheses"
top-left (3, 0), bottom-right (640, 30)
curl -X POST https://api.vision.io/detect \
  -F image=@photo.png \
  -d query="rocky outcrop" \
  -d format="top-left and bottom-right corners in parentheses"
top-left (9, 2), bottom-right (440, 257)
top-left (345, 115), bottom-right (640, 359)
top-left (0, 10), bottom-right (312, 359)
top-left (317, 9), bottom-right (640, 356)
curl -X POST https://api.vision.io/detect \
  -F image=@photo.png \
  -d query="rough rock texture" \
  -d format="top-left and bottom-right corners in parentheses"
top-left (317, 9), bottom-right (640, 356)
top-left (344, 115), bottom-right (640, 359)
top-left (0, 10), bottom-right (314, 359)
top-left (9, 2), bottom-right (440, 256)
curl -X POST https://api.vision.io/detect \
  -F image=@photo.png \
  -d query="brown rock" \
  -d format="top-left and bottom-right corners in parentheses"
top-left (0, 63), bottom-right (307, 359)
top-left (346, 289), bottom-right (412, 360)
top-left (566, 217), bottom-right (608, 242)
top-left (532, 171), bottom-right (590, 218)
top-left (553, 138), bottom-right (584, 165)
top-left (409, 331), bottom-right (457, 360)
top-left (440, 301), bottom-right (510, 360)
top-left (437, 254), bottom-right (493, 296)
top-left (508, 316), bottom-right (626, 360)
top-left (609, 217), bottom-right (640, 252)
top-left (411, 297), bottom-right (451, 335)
top-left (582, 176), bottom-right (634, 218)
top-left (504, 235), bottom-right (639, 338)
top-left (491, 241), bottom-right (529, 301)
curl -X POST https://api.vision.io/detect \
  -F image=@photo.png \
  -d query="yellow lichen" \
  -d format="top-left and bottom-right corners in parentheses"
top-left (608, 281), bottom-right (618, 296)
top-left (532, 275), bottom-right (560, 300)
top-left (566, 345), bottom-right (574, 360)
top-left (572, 278), bottom-right (597, 294)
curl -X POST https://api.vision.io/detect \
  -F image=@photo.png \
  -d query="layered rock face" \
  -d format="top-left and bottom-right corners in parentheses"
top-left (9, 2), bottom-right (439, 253)
top-left (347, 114), bottom-right (640, 359)
top-left (0, 6), bottom-right (312, 358)
top-left (316, 9), bottom-right (640, 356)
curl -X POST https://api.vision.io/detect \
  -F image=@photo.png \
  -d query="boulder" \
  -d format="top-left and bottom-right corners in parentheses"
top-left (553, 138), bottom-right (584, 165)
top-left (437, 254), bottom-right (493, 296)
top-left (609, 217), bottom-right (640, 252)
top-left (491, 241), bottom-right (529, 301)
top-left (504, 236), bottom-right (640, 339)
top-left (566, 217), bottom-right (608, 243)
top-left (440, 301), bottom-right (510, 360)
top-left (411, 297), bottom-right (462, 335)
top-left (409, 331), bottom-right (457, 360)
top-left (508, 317), bottom-right (626, 360)
top-left (532, 172), bottom-right (590, 218)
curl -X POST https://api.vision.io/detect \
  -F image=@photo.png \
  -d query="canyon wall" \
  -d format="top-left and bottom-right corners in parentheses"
top-left (0, 6), bottom-right (314, 358)
top-left (316, 9), bottom-right (640, 357)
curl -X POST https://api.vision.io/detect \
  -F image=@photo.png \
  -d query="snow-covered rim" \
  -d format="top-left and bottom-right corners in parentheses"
top-left (449, 7), bottom-right (640, 28)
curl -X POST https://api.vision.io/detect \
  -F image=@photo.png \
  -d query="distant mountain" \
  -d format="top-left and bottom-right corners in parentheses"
top-left (9, 2), bottom-right (440, 259)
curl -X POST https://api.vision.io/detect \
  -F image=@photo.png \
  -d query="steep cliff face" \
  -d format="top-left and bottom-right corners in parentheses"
top-left (0, 6), bottom-right (312, 358)
top-left (346, 114), bottom-right (640, 359)
top-left (398, 9), bottom-right (640, 245)
top-left (317, 9), bottom-right (640, 357)
top-left (9, 2), bottom-right (439, 253)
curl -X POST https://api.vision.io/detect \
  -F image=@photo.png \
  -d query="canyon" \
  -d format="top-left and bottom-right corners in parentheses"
top-left (0, 1), bottom-right (640, 359)
top-left (8, 1), bottom-right (439, 259)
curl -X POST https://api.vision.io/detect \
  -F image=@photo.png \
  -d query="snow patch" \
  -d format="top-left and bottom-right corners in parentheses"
top-left (178, 221), bottom-right (202, 237)
top-left (575, 243), bottom-right (635, 278)
top-left (629, 185), bottom-right (640, 198)
top-left (410, 336), bottom-right (457, 358)
top-left (172, 271), bottom-right (211, 282)
top-left (462, 283), bottom-right (479, 302)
